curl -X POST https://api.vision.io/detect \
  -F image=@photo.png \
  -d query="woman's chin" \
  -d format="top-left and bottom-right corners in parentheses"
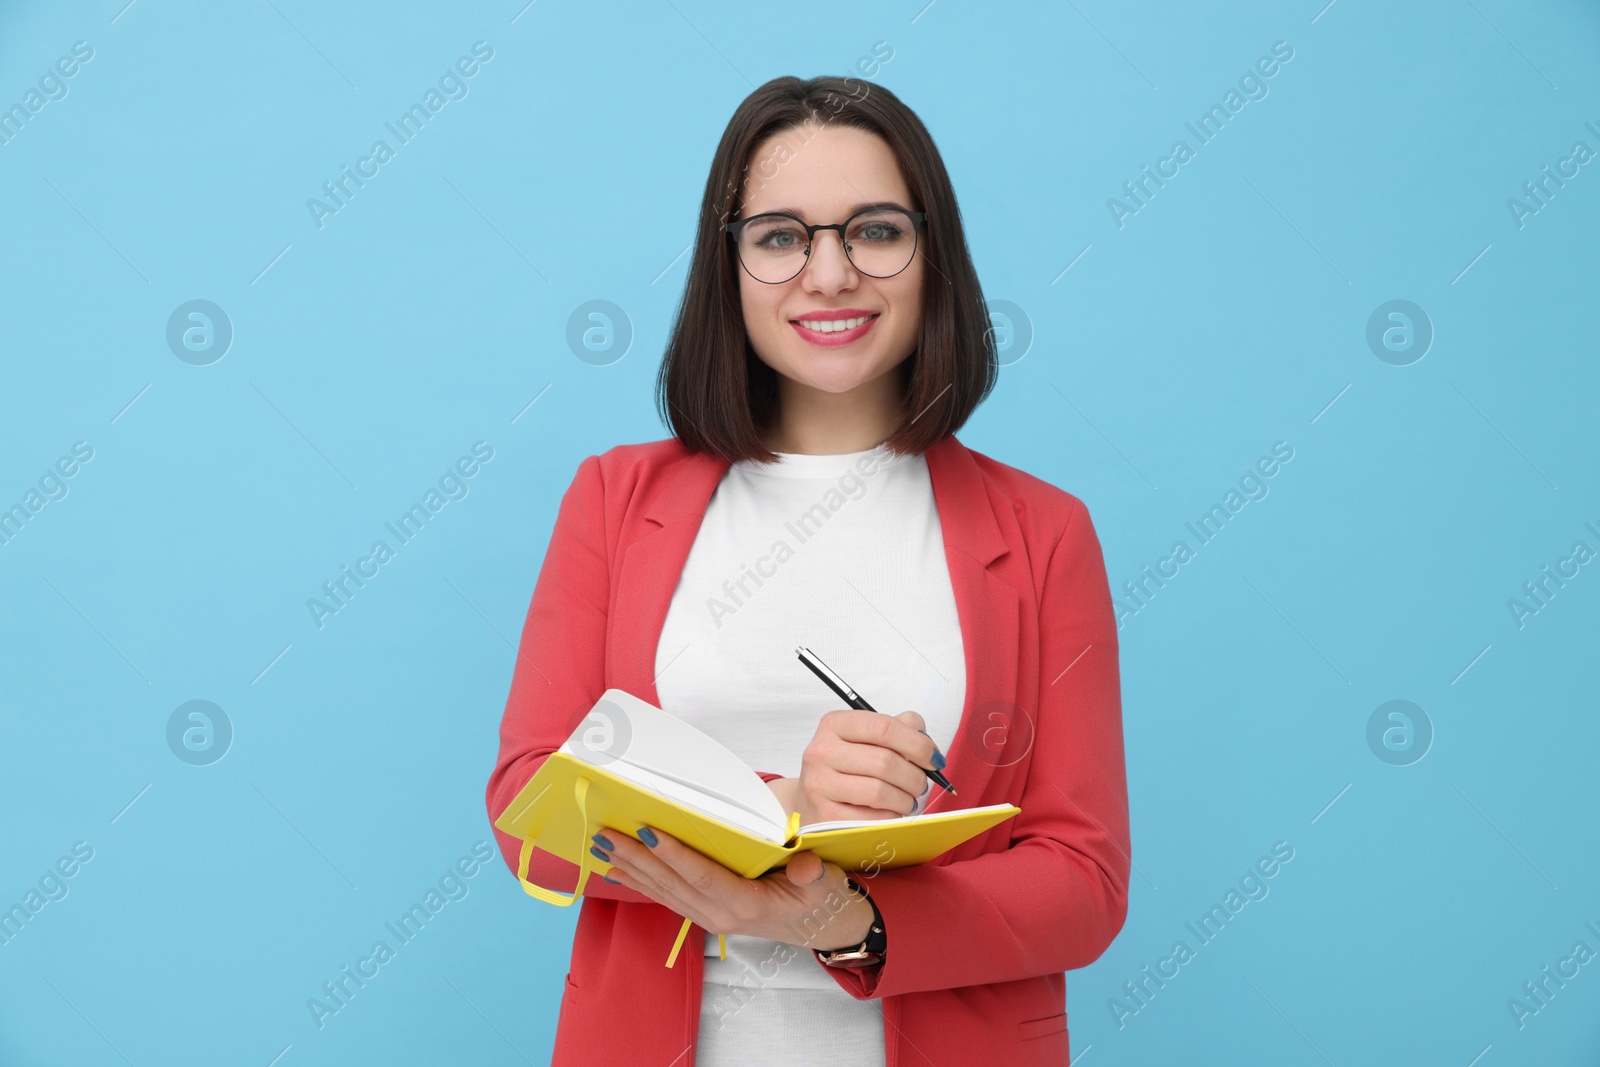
top-left (774, 352), bottom-right (903, 393)
top-left (785, 373), bottom-right (880, 397)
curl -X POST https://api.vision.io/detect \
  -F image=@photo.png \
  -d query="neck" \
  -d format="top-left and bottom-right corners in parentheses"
top-left (762, 367), bottom-right (908, 455)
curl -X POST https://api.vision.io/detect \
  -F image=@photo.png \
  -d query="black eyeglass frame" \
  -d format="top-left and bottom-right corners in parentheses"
top-left (723, 207), bottom-right (928, 284)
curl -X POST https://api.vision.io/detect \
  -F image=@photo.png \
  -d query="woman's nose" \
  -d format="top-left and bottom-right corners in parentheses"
top-left (801, 230), bottom-right (856, 287)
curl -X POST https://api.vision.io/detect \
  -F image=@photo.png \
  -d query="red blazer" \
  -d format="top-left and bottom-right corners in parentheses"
top-left (485, 433), bottom-right (1130, 1066)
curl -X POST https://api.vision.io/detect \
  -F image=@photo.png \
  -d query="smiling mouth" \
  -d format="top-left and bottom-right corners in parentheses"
top-left (790, 313), bottom-right (879, 333)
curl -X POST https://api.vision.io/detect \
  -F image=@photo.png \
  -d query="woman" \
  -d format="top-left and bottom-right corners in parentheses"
top-left (485, 74), bottom-right (1129, 1066)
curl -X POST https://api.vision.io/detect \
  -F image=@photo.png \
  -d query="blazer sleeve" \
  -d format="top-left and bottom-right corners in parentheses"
top-left (821, 496), bottom-right (1131, 998)
top-left (484, 454), bottom-right (653, 905)
top-left (484, 454), bottom-right (793, 906)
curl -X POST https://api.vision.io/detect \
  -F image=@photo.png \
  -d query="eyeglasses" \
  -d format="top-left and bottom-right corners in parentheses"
top-left (724, 206), bottom-right (927, 284)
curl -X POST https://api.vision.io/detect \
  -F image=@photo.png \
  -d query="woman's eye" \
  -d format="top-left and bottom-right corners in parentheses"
top-left (757, 230), bottom-right (802, 249)
top-left (854, 223), bottom-right (900, 242)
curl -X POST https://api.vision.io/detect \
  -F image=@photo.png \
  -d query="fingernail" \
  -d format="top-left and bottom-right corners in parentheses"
top-left (589, 845), bottom-right (610, 862)
top-left (931, 747), bottom-right (947, 770)
top-left (637, 827), bottom-right (658, 847)
top-left (812, 867), bottom-right (827, 883)
top-left (591, 832), bottom-right (614, 851)
top-left (602, 873), bottom-right (620, 883)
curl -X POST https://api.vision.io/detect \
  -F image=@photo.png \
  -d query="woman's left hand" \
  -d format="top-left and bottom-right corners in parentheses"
top-left (590, 825), bottom-right (873, 951)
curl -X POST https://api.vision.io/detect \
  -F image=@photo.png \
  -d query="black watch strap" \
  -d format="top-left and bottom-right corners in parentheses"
top-left (851, 878), bottom-right (887, 954)
top-left (814, 877), bottom-right (887, 967)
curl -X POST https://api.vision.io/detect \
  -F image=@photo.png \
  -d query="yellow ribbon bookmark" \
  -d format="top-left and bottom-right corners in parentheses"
top-left (666, 917), bottom-right (693, 967)
top-left (664, 922), bottom-right (728, 965)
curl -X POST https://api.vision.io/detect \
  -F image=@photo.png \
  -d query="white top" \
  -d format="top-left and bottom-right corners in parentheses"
top-left (654, 441), bottom-right (966, 1066)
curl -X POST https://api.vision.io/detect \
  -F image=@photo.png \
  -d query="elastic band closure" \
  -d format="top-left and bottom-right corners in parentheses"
top-left (514, 776), bottom-right (597, 906)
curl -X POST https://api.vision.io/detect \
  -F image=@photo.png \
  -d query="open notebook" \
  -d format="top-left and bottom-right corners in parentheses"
top-left (493, 688), bottom-right (1020, 965)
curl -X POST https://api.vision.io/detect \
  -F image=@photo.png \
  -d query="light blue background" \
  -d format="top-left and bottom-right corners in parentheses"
top-left (2, 1), bottom-right (1597, 1064)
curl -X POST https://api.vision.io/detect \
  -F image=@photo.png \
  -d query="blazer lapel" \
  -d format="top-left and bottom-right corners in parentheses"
top-left (918, 434), bottom-right (1018, 828)
top-left (610, 445), bottom-right (730, 709)
top-left (607, 435), bottom-right (1020, 832)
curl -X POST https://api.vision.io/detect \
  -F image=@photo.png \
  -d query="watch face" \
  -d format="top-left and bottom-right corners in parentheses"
top-left (819, 949), bottom-right (882, 969)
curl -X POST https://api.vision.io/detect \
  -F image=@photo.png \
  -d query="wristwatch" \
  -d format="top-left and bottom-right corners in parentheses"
top-left (815, 878), bottom-right (887, 969)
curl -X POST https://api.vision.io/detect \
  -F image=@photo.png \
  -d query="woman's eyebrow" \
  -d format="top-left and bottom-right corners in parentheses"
top-left (749, 200), bottom-right (911, 219)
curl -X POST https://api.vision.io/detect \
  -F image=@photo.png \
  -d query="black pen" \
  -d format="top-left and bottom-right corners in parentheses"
top-left (795, 645), bottom-right (957, 796)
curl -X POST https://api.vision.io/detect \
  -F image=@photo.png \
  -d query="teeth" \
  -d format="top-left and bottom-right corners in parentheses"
top-left (797, 315), bottom-right (873, 333)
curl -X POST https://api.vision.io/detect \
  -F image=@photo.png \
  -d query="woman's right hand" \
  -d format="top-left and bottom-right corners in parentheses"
top-left (773, 709), bottom-right (945, 826)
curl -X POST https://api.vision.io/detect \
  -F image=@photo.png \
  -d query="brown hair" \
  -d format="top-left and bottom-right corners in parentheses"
top-left (654, 75), bottom-right (997, 463)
